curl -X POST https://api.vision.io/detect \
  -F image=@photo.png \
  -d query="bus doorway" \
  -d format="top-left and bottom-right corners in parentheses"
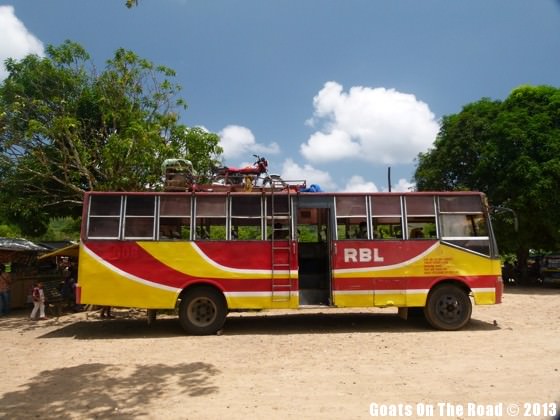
top-left (296, 198), bottom-right (334, 306)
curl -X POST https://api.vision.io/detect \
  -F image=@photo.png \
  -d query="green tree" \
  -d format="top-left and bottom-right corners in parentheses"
top-left (0, 221), bottom-right (21, 238)
top-left (41, 217), bottom-right (81, 241)
top-left (0, 41), bottom-right (221, 235)
top-left (414, 85), bottom-right (560, 277)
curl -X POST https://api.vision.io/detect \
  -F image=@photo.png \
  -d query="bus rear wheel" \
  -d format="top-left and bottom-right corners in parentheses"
top-left (179, 287), bottom-right (227, 335)
top-left (424, 285), bottom-right (472, 331)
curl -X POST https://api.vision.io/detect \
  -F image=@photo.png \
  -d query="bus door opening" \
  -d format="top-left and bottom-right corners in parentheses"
top-left (297, 207), bottom-right (332, 306)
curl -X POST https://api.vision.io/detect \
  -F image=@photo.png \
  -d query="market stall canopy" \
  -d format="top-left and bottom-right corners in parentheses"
top-left (37, 243), bottom-right (79, 260)
top-left (0, 237), bottom-right (49, 252)
top-left (0, 237), bottom-right (50, 266)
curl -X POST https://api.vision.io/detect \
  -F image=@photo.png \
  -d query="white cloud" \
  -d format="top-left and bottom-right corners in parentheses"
top-left (303, 129), bottom-right (360, 161)
top-left (0, 6), bottom-right (44, 80)
top-left (342, 175), bottom-right (379, 192)
top-left (218, 124), bottom-right (279, 161)
top-left (383, 178), bottom-right (415, 192)
top-left (281, 158), bottom-right (336, 191)
top-left (301, 81), bottom-right (439, 165)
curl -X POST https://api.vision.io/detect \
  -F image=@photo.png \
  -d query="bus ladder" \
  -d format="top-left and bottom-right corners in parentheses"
top-left (270, 180), bottom-right (292, 302)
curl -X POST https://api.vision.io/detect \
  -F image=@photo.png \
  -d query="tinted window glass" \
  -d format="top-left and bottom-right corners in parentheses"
top-left (90, 195), bottom-right (121, 216)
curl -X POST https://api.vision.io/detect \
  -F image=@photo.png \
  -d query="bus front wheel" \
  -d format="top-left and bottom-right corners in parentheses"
top-left (178, 287), bottom-right (227, 335)
top-left (424, 285), bottom-right (472, 331)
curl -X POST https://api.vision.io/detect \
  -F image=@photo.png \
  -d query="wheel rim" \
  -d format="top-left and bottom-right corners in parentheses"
top-left (187, 297), bottom-right (217, 327)
top-left (435, 294), bottom-right (463, 323)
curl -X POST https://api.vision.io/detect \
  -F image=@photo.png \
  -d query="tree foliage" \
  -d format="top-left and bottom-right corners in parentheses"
top-left (0, 41), bottom-right (221, 235)
top-left (414, 85), bottom-right (560, 266)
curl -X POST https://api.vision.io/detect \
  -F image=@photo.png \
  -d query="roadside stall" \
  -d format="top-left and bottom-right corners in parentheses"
top-left (36, 243), bottom-right (80, 313)
top-left (0, 237), bottom-right (49, 309)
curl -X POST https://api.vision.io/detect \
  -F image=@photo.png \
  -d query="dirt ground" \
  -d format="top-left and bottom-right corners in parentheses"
top-left (1, 285), bottom-right (559, 420)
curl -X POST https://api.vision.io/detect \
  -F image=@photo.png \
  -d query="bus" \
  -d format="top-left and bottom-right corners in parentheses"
top-left (77, 188), bottom-right (503, 334)
top-left (541, 254), bottom-right (560, 285)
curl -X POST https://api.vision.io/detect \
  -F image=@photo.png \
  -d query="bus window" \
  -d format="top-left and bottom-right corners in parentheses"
top-left (195, 195), bottom-right (227, 240)
top-left (439, 195), bottom-right (490, 255)
top-left (440, 214), bottom-right (488, 237)
top-left (372, 217), bottom-right (402, 239)
top-left (405, 196), bottom-right (436, 239)
top-left (335, 196), bottom-right (367, 239)
top-left (231, 194), bottom-right (262, 240)
top-left (371, 195), bottom-right (402, 239)
top-left (159, 195), bottom-right (191, 240)
top-left (124, 196), bottom-right (156, 239)
top-left (87, 195), bottom-right (122, 239)
top-left (439, 195), bottom-right (484, 213)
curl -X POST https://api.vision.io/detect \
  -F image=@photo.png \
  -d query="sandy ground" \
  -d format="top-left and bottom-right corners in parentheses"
top-left (1, 286), bottom-right (559, 420)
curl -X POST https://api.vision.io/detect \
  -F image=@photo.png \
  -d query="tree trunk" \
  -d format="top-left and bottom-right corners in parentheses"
top-left (515, 246), bottom-right (529, 284)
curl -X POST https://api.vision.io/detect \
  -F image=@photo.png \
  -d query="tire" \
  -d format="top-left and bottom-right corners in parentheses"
top-left (178, 286), bottom-right (227, 335)
top-left (424, 284), bottom-right (472, 331)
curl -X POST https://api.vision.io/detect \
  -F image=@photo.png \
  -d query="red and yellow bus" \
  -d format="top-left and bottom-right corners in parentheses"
top-left (77, 189), bottom-right (502, 334)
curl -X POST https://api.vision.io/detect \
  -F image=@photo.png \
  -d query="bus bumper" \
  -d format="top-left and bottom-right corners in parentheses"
top-left (473, 277), bottom-right (503, 305)
top-left (495, 276), bottom-right (503, 304)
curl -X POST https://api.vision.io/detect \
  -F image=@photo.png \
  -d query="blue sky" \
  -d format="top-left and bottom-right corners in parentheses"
top-left (1, 1), bottom-right (560, 191)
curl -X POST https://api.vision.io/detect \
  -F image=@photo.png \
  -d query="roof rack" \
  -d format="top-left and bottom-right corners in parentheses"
top-left (163, 164), bottom-right (306, 193)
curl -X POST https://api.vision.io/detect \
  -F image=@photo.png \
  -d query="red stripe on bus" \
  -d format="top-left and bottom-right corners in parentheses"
top-left (333, 275), bottom-right (500, 291)
top-left (84, 242), bottom-right (291, 292)
top-left (196, 241), bottom-right (294, 269)
top-left (333, 241), bottom-right (437, 268)
top-left (86, 242), bottom-right (195, 288)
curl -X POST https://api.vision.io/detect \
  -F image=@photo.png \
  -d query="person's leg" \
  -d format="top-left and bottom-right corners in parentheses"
top-left (30, 301), bottom-right (39, 319)
top-left (3, 290), bottom-right (10, 315)
top-left (0, 292), bottom-right (5, 315)
top-left (39, 302), bottom-right (46, 319)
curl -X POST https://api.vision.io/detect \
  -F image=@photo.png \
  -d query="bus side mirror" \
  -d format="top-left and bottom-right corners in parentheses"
top-left (490, 206), bottom-right (518, 232)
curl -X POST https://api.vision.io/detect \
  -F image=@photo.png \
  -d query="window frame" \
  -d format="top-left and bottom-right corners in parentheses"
top-left (86, 195), bottom-right (124, 240)
top-left (335, 195), bottom-right (369, 240)
top-left (371, 195), bottom-right (404, 240)
top-left (230, 193), bottom-right (264, 240)
top-left (193, 194), bottom-right (228, 240)
top-left (404, 195), bottom-right (438, 240)
top-left (122, 195), bottom-right (157, 240)
top-left (158, 194), bottom-right (193, 240)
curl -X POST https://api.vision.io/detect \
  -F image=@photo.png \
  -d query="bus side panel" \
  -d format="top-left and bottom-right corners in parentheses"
top-left (138, 241), bottom-right (298, 309)
top-left (77, 243), bottom-right (180, 309)
top-left (78, 241), bottom-right (298, 310)
top-left (332, 241), bottom-right (501, 307)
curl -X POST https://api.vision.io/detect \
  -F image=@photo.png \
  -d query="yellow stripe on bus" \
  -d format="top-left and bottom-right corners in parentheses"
top-left (472, 290), bottom-right (498, 305)
top-left (78, 246), bottom-right (179, 309)
top-left (225, 293), bottom-right (299, 309)
top-left (137, 242), bottom-right (294, 280)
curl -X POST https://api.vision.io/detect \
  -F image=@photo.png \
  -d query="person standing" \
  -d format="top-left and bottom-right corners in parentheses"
top-left (30, 282), bottom-right (47, 320)
top-left (0, 264), bottom-right (11, 316)
top-left (100, 306), bottom-right (113, 318)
